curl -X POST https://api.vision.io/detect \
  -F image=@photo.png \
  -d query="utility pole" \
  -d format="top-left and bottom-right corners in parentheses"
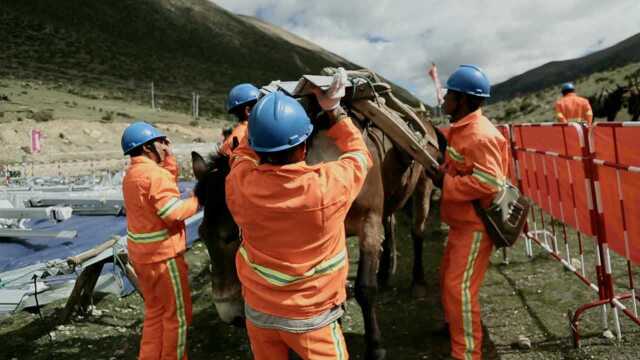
top-left (151, 82), bottom-right (156, 111)
top-left (196, 93), bottom-right (200, 119)
top-left (192, 92), bottom-right (199, 120)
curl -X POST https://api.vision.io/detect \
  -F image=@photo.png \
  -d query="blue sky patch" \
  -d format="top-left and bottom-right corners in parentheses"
top-left (366, 34), bottom-right (391, 44)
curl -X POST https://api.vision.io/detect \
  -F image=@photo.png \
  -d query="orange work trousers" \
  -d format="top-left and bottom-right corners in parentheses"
top-left (246, 319), bottom-right (348, 360)
top-left (132, 254), bottom-right (193, 360)
top-left (440, 228), bottom-right (493, 360)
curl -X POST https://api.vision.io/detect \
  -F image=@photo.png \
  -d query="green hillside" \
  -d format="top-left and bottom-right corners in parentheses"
top-left (485, 62), bottom-right (640, 123)
top-left (0, 0), bottom-right (422, 119)
top-left (491, 32), bottom-right (640, 103)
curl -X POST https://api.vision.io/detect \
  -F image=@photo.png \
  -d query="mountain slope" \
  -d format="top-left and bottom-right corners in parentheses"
top-left (492, 32), bottom-right (640, 102)
top-left (0, 0), bottom-right (422, 117)
top-left (237, 15), bottom-right (422, 109)
top-left (485, 62), bottom-right (640, 123)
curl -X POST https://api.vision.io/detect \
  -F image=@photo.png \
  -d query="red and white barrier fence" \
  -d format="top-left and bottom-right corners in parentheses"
top-left (589, 123), bottom-right (640, 335)
top-left (500, 121), bottom-right (640, 346)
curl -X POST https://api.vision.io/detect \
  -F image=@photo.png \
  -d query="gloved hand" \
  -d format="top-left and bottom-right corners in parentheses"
top-left (312, 67), bottom-right (348, 111)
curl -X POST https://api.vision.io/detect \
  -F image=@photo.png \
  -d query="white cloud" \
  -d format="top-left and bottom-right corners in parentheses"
top-left (214, 0), bottom-right (640, 104)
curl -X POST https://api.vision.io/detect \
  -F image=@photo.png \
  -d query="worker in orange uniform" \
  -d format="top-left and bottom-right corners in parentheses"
top-left (121, 121), bottom-right (200, 360)
top-left (218, 83), bottom-right (260, 157)
top-left (427, 65), bottom-right (509, 360)
top-left (226, 68), bottom-right (371, 360)
top-left (555, 82), bottom-right (593, 126)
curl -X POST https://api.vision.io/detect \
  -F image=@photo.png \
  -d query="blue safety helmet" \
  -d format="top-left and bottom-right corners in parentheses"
top-left (121, 121), bottom-right (166, 155)
top-left (226, 83), bottom-right (260, 113)
top-left (248, 91), bottom-right (314, 153)
top-left (445, 64), bottom-right (491, 98)
top-left (562, 82), bottom-right (575, 93)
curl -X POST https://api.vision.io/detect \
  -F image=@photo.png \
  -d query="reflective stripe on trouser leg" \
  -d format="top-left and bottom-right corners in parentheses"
top-left (461, 232), bottom-right (482, 360)
top-left (330, 321), bottom-right (346, 360)
top-left (167, 258), bottom-right (188, 360)
top-left (442, 229), bottom-right (492, 360)
top-left (283, 320), bottom-right (348, 360)
top-left (132, 261), bottom-right (164, 360)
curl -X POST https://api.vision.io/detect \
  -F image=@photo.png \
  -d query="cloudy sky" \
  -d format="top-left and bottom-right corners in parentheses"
top-left (215, 0), bottom-right (640, 105)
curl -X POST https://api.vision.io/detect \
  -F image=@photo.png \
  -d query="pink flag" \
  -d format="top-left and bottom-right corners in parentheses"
top-left (31, 129), bottom-right (42, 153)
top-left (428, 63), bottom-right (444, 105)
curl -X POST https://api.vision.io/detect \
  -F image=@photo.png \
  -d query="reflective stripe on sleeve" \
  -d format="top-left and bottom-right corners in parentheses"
top-left (127, 229), bottom-right (169, 243)
top-left (157, 197), bottom-right (183, 219)
top-left (447, 147), bottom-right (464, 162)
top-left (472, 168), bottom-right (505, 189)
top-left (339, 151), bottom-right (369, 170)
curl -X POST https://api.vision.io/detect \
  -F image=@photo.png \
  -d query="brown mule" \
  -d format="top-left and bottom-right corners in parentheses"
top-left (627, 77), bottom-right (640, 121)
top-left (588, 85), bottom-right (628, 121)
top-left (192, 112), bottom-right (443, 360)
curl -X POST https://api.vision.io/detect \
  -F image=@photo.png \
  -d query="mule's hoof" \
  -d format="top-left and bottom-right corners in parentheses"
top-left (411, 283), bottom-right (428, 299)
top-left (366, 348), bottom-right (387, 360)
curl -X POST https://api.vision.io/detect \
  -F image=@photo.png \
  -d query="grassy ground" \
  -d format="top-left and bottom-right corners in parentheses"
top-left (0, 78), bottom-right (211, 125)
top-left (481, 209), bottom-right (640, 360)
top-left (0, 78), bottom-right (226, 164)
top-left (2, 202), bottom-right (639, 359)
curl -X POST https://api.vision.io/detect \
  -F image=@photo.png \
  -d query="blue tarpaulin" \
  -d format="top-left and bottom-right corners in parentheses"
top-left (0, 182), bottom-right (203, 314)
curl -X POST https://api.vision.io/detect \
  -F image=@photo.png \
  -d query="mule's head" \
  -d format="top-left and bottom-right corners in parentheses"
top-left (192, 151), bottom-right (244, 326)
top-left (611, 85), bottom-right (630, 100)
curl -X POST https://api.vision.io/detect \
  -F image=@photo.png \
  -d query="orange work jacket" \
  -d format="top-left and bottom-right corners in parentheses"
top-left (441, 110), bottom-right (510, 231)
top-left (219, 121), bottom-right (248, 157)
top-left (226, 118), bottom-right (372, 319)
top-left (555, 93), bottom-right (593, 126)
top-left (123, 155), bottom-right (199, 264)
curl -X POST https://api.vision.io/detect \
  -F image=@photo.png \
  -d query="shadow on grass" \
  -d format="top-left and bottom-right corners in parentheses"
top-left (494, 263), bottom-right (558, 340)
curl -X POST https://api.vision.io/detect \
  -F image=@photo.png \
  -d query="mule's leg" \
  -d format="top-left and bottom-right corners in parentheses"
top-left (411, 176), bottom-right (432, 299)
top-left (198, 222), bottom-right (220, 302)
top-left (377, 214), bottom-right (396, 288)
top-left (355, 211), bottom-right (386, 360)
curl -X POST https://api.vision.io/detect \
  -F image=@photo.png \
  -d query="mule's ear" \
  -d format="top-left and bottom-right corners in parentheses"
top-left (231, 136), bottom-right (239, 150)
top-left (192, 151), bottom-right (208, 182)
